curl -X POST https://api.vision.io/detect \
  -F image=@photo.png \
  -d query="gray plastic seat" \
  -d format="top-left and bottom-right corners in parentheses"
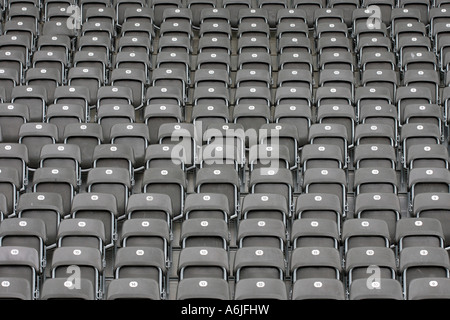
top-left (114, 246), bottom-right (167, 299)
top-left (292, 278), bottom-right (345, 300)
top-left (120, 218), bottom-right (171, 264)
top-left (295, 193), bottom-right (343, 231)
top-left (241, 193), bottom-right (289, 226)
top-left (63, 122), bottom-right (103, 171)
top-left (86, 168), bottom-right (131, 218)
top-left (106, 278), bottom-right (161, 300)
top-left (142, 167), bottom-right (187, 219)
top-left (49, 246), bottom-right (103, 299)
top-left (408, 277), bottom-right (450, 300)
top-left (413, 193), bottom-right (450, 247)
top-left (40, 278), bottom-right (96, 300)
top-left (126, 193), bottom-right (173, 227)
top-left (0, 246), bottom-right (41, 300)
top-left (196, 167), bottom-right (240, 219)
top-left (345, 247), bottom-right (397, 287)
top-left (290, 246), bottom-right (342, 282)
top-left (234, 278), bottom-right (287, 300)
top-left (396, 218), bottom-right (445, 253)
top-left (291, 218), bottom-right (340, 249)
top-left (341, 218), bottom-right (391, 253)
top-left (183, 193), bottom-right (230, 222)
top-left (176, 277), bottom-right (230, 300)
top-left (178, 246), bottom-right (229, 280)
top-left (70, 192), bottom-right (118, 249)
top-left (180, 218), bottom-right (229, 250)
top-left (349, 278), bottom-right (403, 300)
top-left (399, 246), bottom-right (450, 299)
top-left (234, 246), bottom-right (285, 282)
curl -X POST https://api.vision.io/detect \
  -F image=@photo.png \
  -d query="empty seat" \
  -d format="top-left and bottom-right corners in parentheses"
top-left (16, 192), bottom-right (64, 248)
top-left (290, 247), bottom-right (342, 282)
top-left (63, 123), bottom-right (103, 171)
top-left (142, 168), bottom-right (187, 219)
top-left (46, 104), bottom-right (86, 143)
top-left (96, 104), bottom-right (135, 144)
top-left (413, 193), bottom-right (450, 248)
top-left (295, 193), bottom-right (343, 231)
top-left (341, 218), bottom-right (391, 253)
top-left (273, 104), bottom-right (312, 148)
top-left (234, 278), bottom-right (288, 300)
top-left (19, 123), bottom-right (58, 170)
top-left (126, 193), bottom-right (173, 228)
top-left (234, 246), bottom-right (285, 281)
top-left (93, 144), bottom-right (135, 181)
top-left (0, 246), bottom-right (41, 300)
top-left (56, 217), bottom-right (106, 257)
top-left (0, 276), bottom-right (33, 300)
top-left (292, 278), bottom-right (345, 300)
top-left (178, 246), bottom-right (229, 280)
top-left (183, 193), bottom-right (230, 222)
top-left (143, 104), bottom-right (182, 144)
top-left (0, 167), bottom-right (21, 216)
top-left (259, 123), bottom-right (300, 170)
top-left (354, 144), bottom-right (396, 170)
top-left (187, 0), bottom-right (217, 28)
top-left (241, 193), bottom-right (289, 226)
top-left (399, 246), bottom-right (450, 298)
top-left (357, 117), bottom-right (394, 148)
top-left (114, 246), bottom-right (167, 299)
top-left (408, 277), bottom-right (450, 300)
top-left (158, 123), bottom-right (198, 169)
top-left (237, 217), bottom-right (286, 251)
top-left (303, 168), bottom-right (347, 215)
top-left (110, 123), bottom-right (150, 171)
top-left (53, 86), bottom-right (90, 122)
top-left (40, 278), bottom-right (96, 300)
top-left (0, 143), bottom-right (29, 189)
top-left (67, 67), bottom-right (103, 106)
top-left (69, 192), bottom-right (118, 249)
top-left (86, 168), bottom-right (131, 218)
top-left (354, 192), bottom-right (401, 240)
top-left (308, 123), bottom-right (349, 162)
top-left (396, 218), bottom-right (445, 253)
top-left (0, 103), bottom-right (29, 143)
top-left (345, 247), bottom-right (397, 287)
top-left (180, 218), bottom-right (229, 250)
top-left (96, 86), bottom-right (134, 109)
top-left (176, 278), bottom-right (230, 300)
top-left (32, 167), bottom-right (77, 217)
top-left (408, 168), bottom-right (450, 205)
top-left (0, 217), bottom-right (47, 271)
top-left (291, 218), bottom-right (340, 250)
top-left (145, 144), bottom-right (185, 171)
top-left (195, 167), bottom-right (240, 219)
top-left (39, 144), bottom-right (82, 185)
top-left (349, 278), bottom-right (404, 300)
top-left (25, 68), bottom-right (60, 103)
top-left (106, 278), bottom-right (161, 300)
top-left (110, 68), bottom-right (146, 109)
top-left (49, 246), bottom-right (103, 300)
top-left (249, 168), bottom-right (294, 212)
top-left (120, 218), bottom-right (171, 264)
top-left (316, 104), bottom-right (356, 148)
top-left (354, 167), bottom-right (399, 195)
top-left (11, 86), bottom-right (48, 123)
top-left (406, 144), bottom-right (449, 170)
top-left (248, 143), bottom-right (291, 172)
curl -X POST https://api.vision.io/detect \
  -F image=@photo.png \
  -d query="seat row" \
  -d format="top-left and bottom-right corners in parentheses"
top-left (2, 203), bottom-right (450, 300)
